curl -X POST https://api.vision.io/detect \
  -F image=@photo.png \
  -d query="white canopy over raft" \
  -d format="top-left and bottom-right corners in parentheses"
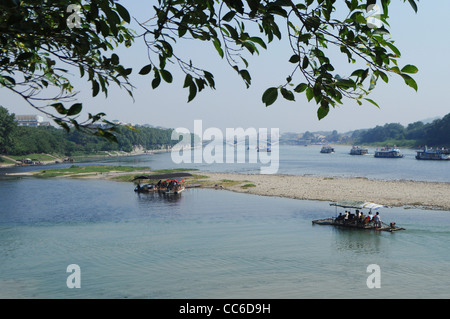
top-left (330, 201), bottom-right (384, 211)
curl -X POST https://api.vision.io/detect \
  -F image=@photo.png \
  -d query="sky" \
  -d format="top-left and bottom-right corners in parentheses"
top-left (3, 0), bottom-right (450, 134)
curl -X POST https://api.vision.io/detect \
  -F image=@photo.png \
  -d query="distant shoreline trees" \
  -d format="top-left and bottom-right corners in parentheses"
top-left (280, 113), bottom-right (450, 147)
top-left (1, 0), bottom-right (419, 135)
top-left (0, 106), bottom-right (180, 156)
top-left (352, 113), bottom-right (450, 147)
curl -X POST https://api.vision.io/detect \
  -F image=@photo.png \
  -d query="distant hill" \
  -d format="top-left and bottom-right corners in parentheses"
top-left (281, 113), bottom-right (450, 147)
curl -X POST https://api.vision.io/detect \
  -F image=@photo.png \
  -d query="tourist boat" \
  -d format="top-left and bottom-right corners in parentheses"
top-left (349, 146), bottom-right (369, 155)
top-left (134, 178), bottom-right (185, 194)
top-left (415, 147), bottom-right (450, 160)
top-left (161, 179), bottom-right (185, 194)
top-left (320, 146), bottom-right (335, 153)
top-left (312, 201), bottom-right (405, 232)
top-left (134, 183), bottom-right (158, 193)
top-left (374, 147), bottom-right (404, 158)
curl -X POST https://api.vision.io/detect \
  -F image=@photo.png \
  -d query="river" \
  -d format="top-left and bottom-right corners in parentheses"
top-left (0, 145), bottom-right (449, 298)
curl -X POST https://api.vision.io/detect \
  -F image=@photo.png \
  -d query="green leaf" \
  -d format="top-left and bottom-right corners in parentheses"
top-left (0, 76), bottom-right (15, 86)
top-left (302, 56), bottom-right (309, 69)
top-left (213, 38), bottom-right (224, 58)
top-left (51, 103), bottom-right (67, 115)
top-left (183, 74), bottom-right (193, 88)
top-left (67, 103), bottom-right (82, 116)
top-left (336, 78), bottom-right (356, 89)
top-left (111, 53), bottom-right (119, 65)
top-left (204, 71), bottom-right (215, 89)
top-left (249, 36), bottom-right (267, 49)
top-left (222, 11), bottom-right (236, 22)
top-left (377, 70), bottom-right (389, 83)
top-left (239, 69), bottom-right (251, 86)
top-left (294, 83), bottom-right (308, 93)
top-left (139, 64), bottom-right (152, 75)
top-left (306, 87), bottom-right (314, 101)
top-left (401, 64), bottom-right (418, 74)
top-left (92, 80), bottom-right (100, 97)
top-left (317, 105), bottom-right (329, 120)
top-left (289, 55), bottom-right (300, 63)
top-left (280, 88), bottom-right (295, 101)
top-left (160, 69), bottom-right (173, 83)
top-left (262, 87), bottom-right (278, 106)
top-left (364, 98), bottom-right (380, 108)
top-left (115, 3), bottom-right (131, 23)
top-left (152, 70), bottom-right (161, 89)
top-left (401, 73), bottom-right (418, 91)
top-left (188, 82), bottom-right (197, 102)
top-left (407, 0), bottom-right (418, 13)
top-left (385, 42), bottom-right (401, 57)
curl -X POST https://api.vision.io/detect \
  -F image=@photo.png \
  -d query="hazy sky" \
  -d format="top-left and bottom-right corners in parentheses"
top-left (3, 1), bottom-right (450, 133)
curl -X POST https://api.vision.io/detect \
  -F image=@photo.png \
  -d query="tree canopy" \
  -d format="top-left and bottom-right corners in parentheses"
top-left (0, 105), bottom-right (17, 153)
top-left (0, 0), bottom-right (419, 137)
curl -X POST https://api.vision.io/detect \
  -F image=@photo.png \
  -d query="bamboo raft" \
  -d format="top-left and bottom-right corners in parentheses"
top-left (312, 201), bottom-right (405, 232)
top-left (312, 218), bottom-right (405, 232)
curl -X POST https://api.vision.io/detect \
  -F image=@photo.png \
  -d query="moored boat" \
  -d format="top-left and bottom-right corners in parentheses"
top-left (134, 177), bottom-right (186, 194)
top-left (161, 178), bottom-right (185, 194)
top-left (312, 201), bottom-right (405, 232)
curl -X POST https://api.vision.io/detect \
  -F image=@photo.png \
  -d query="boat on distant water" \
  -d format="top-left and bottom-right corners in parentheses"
top-left (257, 146), bottom-right (271, 152)
top-left (349, 146), bottom-right (369, 155)
top-left (134, 178), bottom-right (186, 194)
top-left (312, 201), bottom-right (405, 232)
top-left (374, 147), bottom-right (404, 158)
top-left (320, 146), bottom-right (334, 153)
top-left (416, 147), bottom-right (450, 160)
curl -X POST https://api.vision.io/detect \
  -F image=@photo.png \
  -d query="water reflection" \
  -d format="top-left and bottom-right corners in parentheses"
top-left (135, 191), bottom-right (184, 204)
top-left (331, 227), bottom-right (384, 254)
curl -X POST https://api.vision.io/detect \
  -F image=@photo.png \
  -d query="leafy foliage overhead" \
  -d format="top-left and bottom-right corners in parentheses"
top-left (1, 0), bottom-right (419, 139)
top-left (0, 0), bottom-right (134, 140)
top-left (140, 0), bottom-right (419, 119)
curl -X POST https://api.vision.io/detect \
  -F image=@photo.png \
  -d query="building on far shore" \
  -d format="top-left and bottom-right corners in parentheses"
top-left (15, 115), bottom-right (51, 127)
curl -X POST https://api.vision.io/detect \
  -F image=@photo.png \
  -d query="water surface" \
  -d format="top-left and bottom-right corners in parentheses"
top-left (0, 177), bottom-right (449, 298)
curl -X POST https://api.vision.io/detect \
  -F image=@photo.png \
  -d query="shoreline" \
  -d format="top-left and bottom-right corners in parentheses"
top-left (4, 167), bottom-right (450, 211)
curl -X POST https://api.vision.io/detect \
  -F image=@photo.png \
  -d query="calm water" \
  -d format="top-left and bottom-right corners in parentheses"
top-left (2, 145), bottom-right (450, 182)
top-left (1, 145), bottom-right (449, 298)
top-left (0, 176), bottom-right (449, 298)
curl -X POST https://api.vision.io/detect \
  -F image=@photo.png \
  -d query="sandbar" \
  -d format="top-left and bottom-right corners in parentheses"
top-left (200, 172), bottom-right (450, 211)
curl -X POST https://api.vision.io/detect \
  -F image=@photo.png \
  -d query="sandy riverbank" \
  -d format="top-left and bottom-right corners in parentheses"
top-left (199, 172), bottom-right (450, 211)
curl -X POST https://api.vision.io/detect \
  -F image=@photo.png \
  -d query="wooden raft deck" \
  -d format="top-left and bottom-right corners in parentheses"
top-left (312, 218), bottom-right (405, 232)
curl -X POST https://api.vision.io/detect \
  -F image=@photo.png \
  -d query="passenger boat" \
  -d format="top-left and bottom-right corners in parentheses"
top-left (312, 201), bottom-right (405, 232)
top-left (320, 146), bottom-right (335, 153)
top-left (161, 179), bottom-right (185, 194)
top-left (415, 147), bottom-right (450, 160)
top-left (374, 147), bottom-right (403, 158)
top-left (349, 146), bottom-right (369, 155)
top-left (134, 178), bottom-right (185, 194)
